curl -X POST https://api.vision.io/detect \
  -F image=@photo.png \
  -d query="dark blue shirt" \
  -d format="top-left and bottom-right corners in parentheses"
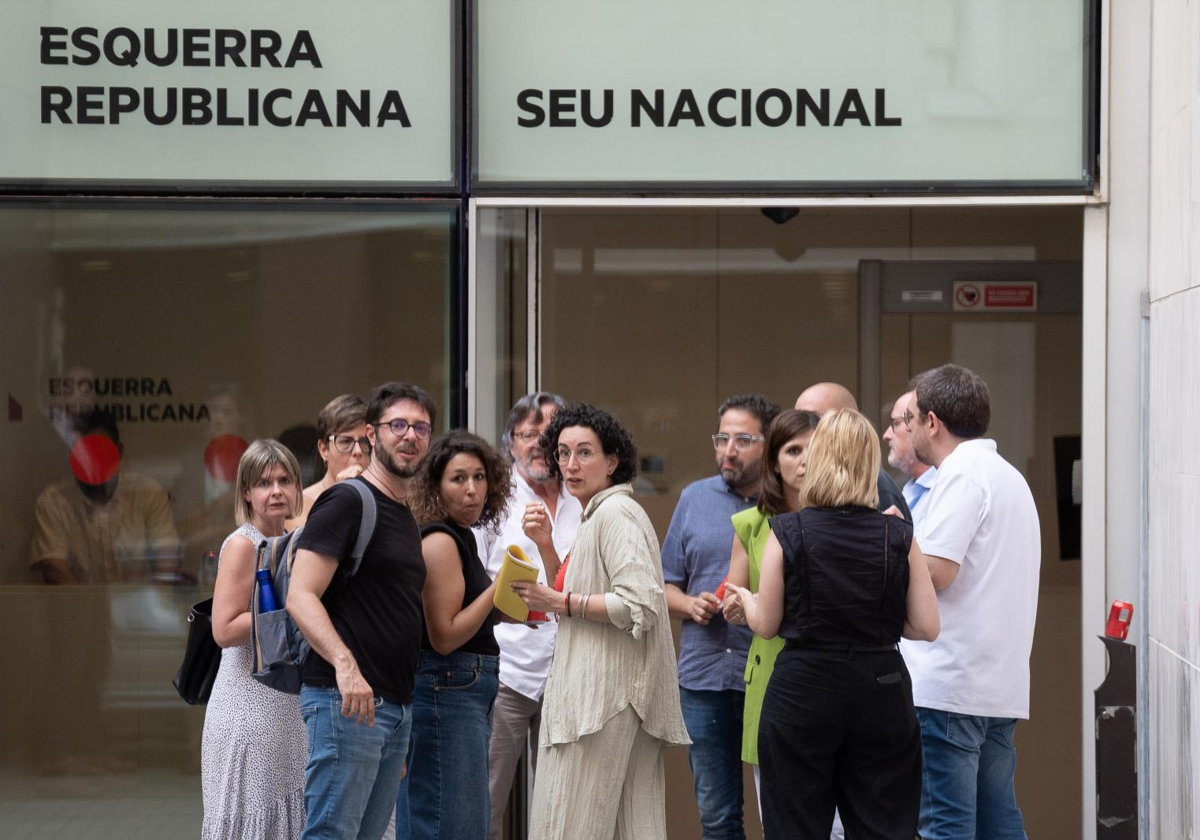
top-left (661, 475), bottom-right (755, 692)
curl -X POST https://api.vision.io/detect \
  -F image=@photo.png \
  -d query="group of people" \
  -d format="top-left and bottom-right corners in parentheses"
top-left (199, 363), bottom-right (1041, 840)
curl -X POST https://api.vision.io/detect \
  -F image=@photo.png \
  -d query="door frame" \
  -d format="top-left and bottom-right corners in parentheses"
top-left (468, 193), bottom-right (1107, 839)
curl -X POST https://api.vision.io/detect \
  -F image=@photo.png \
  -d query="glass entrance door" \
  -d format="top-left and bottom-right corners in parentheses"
top-left (474, 203), bottom-right (1084, 840)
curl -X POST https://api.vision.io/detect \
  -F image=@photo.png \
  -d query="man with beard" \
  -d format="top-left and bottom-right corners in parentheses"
top-left (882, 389), bottom-right (938, 531)
top-left (902, 364), bottom-right (1040, 840)
top-left (289, 382), bottom-right (436, 840)
top-left (476, 392), bottom-right (582, 840)
top-left (662, 394), bottom-right (781, 840)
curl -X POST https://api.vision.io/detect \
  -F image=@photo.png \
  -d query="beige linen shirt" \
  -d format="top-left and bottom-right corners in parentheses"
top-left (540, 483), bottom-right (690, 748)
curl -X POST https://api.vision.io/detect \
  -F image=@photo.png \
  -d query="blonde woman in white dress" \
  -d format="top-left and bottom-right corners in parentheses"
top-left (201, 439), bottom-right (308, 840)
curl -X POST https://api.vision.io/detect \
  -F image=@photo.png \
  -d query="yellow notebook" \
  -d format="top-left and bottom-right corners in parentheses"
top-left (493, 545), bottom-right (541, 621)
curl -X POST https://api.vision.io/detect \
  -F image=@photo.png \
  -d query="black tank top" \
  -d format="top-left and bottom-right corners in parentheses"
top-left (419, 520), bottom-right (499, 657)
top-left (770, 506), bottom-right (912, 650)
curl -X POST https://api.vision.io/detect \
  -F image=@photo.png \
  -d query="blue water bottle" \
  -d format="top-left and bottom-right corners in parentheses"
top-left (256, 568), bottom-right (280, 612)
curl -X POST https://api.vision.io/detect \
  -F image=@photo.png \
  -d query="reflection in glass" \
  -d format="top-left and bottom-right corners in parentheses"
top-left (0, 203), bottom-right (456, 836)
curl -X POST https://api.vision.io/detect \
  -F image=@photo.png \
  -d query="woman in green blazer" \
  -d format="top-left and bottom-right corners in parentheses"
top-left (721, 409), bottom-right (820, 811)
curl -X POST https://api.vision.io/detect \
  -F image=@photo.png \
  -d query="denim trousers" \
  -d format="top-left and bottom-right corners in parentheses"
top-left (916, 707), bottom-right (1027, 840)
top-left (679, 687), bottom-right (746, 840)
top-left (300, 685), bottom-right (413, 840)
top-left (397, 650), bottom-right (500, 840)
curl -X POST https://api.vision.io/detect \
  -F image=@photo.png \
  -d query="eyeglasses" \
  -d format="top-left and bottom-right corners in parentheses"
top-left (554, 446), bottom-right (597, 466)
top-left (888, 416), bottom-right (906, 432)
top-left (901, 410), bottom-right (916, 430)
top-left (512, 430), bottom-right (541, 443)
top-left (328, 435), bottom-right (372, 455)
top-left (711, 433), bottom-right (765, 451)
top-left (375, 418), bottom-right (433, 440)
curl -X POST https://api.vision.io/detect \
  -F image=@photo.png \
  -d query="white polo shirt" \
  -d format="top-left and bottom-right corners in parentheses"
top-left (902, 439), bottom-right (1041, 720)
top-left (476, 473), bottom-right (582, 702)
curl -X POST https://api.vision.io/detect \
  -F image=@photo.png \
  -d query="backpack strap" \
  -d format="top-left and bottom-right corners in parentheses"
top-left (345, 479), bottom-right (378, 578)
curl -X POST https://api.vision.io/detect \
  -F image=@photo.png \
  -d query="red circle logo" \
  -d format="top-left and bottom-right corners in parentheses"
top-left (955, 284), bottom-right (981, 308)
top-left (204, 434), bottom-right (249, 483)
top-left (69, 434), bottom-right (122, 486)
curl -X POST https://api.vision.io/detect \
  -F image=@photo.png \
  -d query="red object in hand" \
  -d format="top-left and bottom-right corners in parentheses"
top-left (1105, 600), bottom-right (1133, 641)
top-left (714, 576), bottom-right (729, 601)
top-left (527, 611), bottom-right (548, 622)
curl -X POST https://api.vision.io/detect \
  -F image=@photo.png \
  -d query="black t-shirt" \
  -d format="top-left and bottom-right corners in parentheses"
top-left (419, 520), bottom-right (500, 657)
top-left (296, 477), bottom-right (426, 704)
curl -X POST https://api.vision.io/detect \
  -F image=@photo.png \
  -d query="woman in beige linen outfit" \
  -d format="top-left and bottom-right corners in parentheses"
top-left (512, 403), bottom-right (689, 840)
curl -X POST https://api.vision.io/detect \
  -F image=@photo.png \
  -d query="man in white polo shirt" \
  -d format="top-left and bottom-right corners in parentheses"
top-left (902, 364), bottom-right (1040, 840)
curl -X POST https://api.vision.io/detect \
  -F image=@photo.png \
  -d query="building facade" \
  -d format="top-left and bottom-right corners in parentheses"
top-left (0, 1), bottom-right (1189, 838)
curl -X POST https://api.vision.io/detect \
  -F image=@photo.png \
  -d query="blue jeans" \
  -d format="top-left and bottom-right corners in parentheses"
top-left (397, 650), bottom-right (499, 840)
top-left (680, 687), bottom-right (746, 840)
top-left (300, 685), bottom-right (412, 840)
top-left (916, 708), bottom-right (1027, 840)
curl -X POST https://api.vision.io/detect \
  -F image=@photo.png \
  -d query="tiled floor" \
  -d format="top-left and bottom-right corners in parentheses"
top-left (0, 767), bottom-right (201, 839)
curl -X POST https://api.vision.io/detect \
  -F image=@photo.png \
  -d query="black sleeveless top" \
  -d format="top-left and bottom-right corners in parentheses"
top-left (419, 520), bottom-right (499, 657)
top-left (769, 506), bottom-right (912, 650)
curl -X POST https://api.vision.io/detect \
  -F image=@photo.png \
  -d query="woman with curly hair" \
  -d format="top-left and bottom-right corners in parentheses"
top-left (511, 404), bottom-right (689, 840)
top-left (396, 430), bottom-right (512, 840)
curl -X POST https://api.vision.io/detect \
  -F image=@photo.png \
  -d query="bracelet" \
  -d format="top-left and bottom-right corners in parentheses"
top-left (581, 593), bottom-right (591, 620)
top-left (565, 591), bottom-right (573, 617)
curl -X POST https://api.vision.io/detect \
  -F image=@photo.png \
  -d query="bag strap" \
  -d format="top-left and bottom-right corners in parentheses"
top-left (345, 479), bottom-right (378, 577)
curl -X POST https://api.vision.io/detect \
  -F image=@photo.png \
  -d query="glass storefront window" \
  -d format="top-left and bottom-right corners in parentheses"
top-left (0, 202), bottom-right (457, 836)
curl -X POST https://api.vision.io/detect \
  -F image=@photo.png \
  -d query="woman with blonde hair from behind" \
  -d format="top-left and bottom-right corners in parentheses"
top-left (202, 439), bottom-right (308, 839)
top-left (726, 410), bottom-right (939, 840)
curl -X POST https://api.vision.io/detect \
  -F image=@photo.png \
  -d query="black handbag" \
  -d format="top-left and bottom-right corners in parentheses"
top-left (173, 598), bottom-right (221, 705)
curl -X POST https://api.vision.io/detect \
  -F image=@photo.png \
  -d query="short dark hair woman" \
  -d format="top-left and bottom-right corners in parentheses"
top-left (720, 409), bottom-right (821, 810)
top-left (397, 430), bottom-right (511, 839)
top-left (509, 403), bottom-right (690, 838)
top-left (727, 410), bottom-right (939, 839)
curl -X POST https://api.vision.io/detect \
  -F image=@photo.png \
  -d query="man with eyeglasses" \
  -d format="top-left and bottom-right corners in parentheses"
top-left (288, 381), bottom-right (437, 840)
top-left (794, 381), bottom-right (911, 523)
top-left (882, 390), bottom-right (938, 531)
top-left (476, 392), bottom-right (582, 840)
top-left (662, 394), bottom-right (782, 840)
top-left (289, 393), bottom-right (373, 528)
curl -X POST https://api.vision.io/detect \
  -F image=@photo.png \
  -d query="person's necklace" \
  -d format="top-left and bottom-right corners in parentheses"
top-left (365, 463), bottom-right (404, 504)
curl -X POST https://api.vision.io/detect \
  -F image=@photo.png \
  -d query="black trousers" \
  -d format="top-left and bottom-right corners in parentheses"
top-left (758, 647), bottom-right (921, 840)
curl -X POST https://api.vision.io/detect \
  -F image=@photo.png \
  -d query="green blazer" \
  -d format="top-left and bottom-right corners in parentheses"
top-left (732, 506), bottom-right (786, 766)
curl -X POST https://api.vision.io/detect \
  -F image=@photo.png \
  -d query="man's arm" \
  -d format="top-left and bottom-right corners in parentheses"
top-left (36, 558), bottom-right (78, 585)
top-left (924, 554), bottom-right (961, 590)
top-left (287, 548), bottom-right (376, 726)
top-left (661, 490), bottom-right (718, 623)
top-left (665, 582), bottom-right (719, 625)
top-left (31, 490), bottom-right (77, 584)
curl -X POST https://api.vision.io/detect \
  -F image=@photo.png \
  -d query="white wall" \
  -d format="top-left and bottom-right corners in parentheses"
top-left (1145, 0), bottom-right (1200, 837)
top-left (1091, 0), bottom-right (1154, 836)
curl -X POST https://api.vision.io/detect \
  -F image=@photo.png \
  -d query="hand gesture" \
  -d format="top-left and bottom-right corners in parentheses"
top-left (721, 591), bottom-right (747, 625)
top-left (522, 502), bottom-right (554, 550)
top-left (335, 464), bottom-right (365, 482)
top-left (511, 581), bottom-right (567, 614)
top-left (335, 662), bottom-right (376, 727)
top-left (689, 591), bottom-right (720, 626)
